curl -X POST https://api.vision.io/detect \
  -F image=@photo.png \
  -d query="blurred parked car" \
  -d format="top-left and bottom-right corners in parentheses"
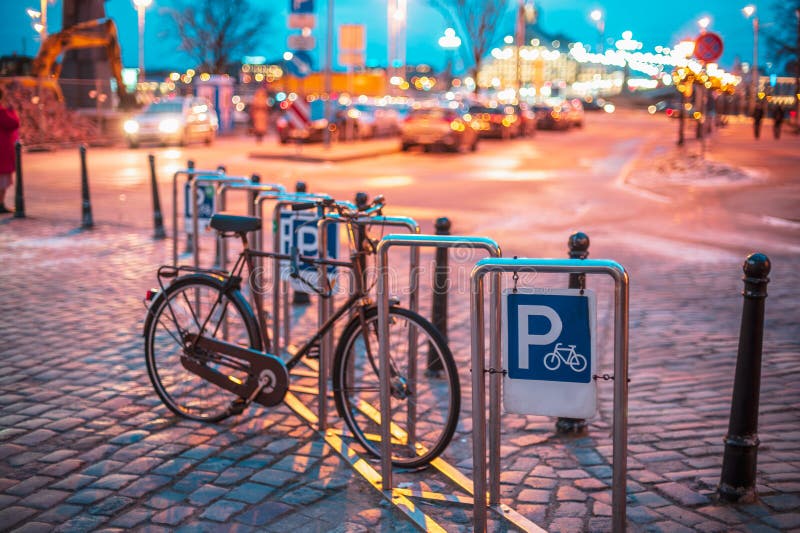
top-left (513, 103), bottom-right (537, 137)
top-left (400, 106), bottom-right (479, 153)
top-left (581, 95), bottom-right (614, 112)
top-left (124, 96), bottom-right (218, 148)
top-left (565, 98), bottom-right (585, 128)
top-left (532, 102), bottom-right (570, 130)
top-left (336, 103), bottom-right (401, 140)
top-left (468, 104), bottom-right (521, 139)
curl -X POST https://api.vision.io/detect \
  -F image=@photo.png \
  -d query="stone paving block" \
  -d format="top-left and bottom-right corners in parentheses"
top-left (80, 459), bottom-right (124, 477)
top-left (188, 484), bottom-right (228, 506)
top-left (235, 500), bottom-right (294, 527)
top-left (227, 482), bottom-right (276, 505)
top-left (0, 505), bottom-right (38, 529)
top-left (14, 521), bottom-right (61, 533)
top-left (281, 486), bottom-right (325, 506)
top-left (118, 474), bottom-right (171, 498)
top-left (90, 473), bottom-right (138, 490)
top-left (18, 488), bottom-right (71, 509)
top-left (200, 499), bottom-right (248, 522)
top-left (119, 456), bottom-right (163, 474)
top-left (152, 505), bottom-right (197, 526)
top-left (7, 476), bottom-right (54, 496)
top-left (35, 504), bottom-right (83, 523)
top-left (214, 466), bottom-right (256, 486)
top-left (87, 495), bottom-right (135, 516)
top-left (52, 512), bottom-right (109, 532)
top-left (50, 473), bottom-right (95, 491)
top-left (152, 458), bottom-right (195, 477)
top-left (654, 482), bottom-right (711, 506)
top-left (145, 489), bottom-right (187, 510)
top-left (107, 507), bottom-right (153, 528)
top-left (38, 450), bottom-right (77, 463)
top-left (762, 512), bottom-right (800, 530)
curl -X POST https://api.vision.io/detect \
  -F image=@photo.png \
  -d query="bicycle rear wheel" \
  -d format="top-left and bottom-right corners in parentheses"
top-left (144, 274), bottom-right (261, 422)
top-left (332, 306), bottom-right (460, 469)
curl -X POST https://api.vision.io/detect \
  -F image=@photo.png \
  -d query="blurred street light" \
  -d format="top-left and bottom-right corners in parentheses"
top-left (698, 16), bottom-right (711, 31)
top-left (590, 9), bottom-right (605, 53)
top-left (133, 0), bottom-right (153, 82)
top-left (742, 5), bottom-right (759, 115)
top-left (438, 28), bottom-right (461, 82)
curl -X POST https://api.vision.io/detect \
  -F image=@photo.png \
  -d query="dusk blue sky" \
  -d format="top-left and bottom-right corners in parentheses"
top-left (0, 1), bottom-right (777, 74)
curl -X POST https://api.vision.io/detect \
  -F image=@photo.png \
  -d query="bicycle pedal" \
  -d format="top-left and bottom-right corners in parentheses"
top-left (227, 398), bottom-right (247, 416)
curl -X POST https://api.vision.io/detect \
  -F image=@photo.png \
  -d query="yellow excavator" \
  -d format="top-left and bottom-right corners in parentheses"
top-left (0, 18), bottom-right (133, 107)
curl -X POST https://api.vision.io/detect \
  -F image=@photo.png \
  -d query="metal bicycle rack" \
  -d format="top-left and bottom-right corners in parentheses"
top-left (171, 167), bottom-right (224, 266)
top-left (470, 258), bottom-right (629, 532)
top-left (373, 233), bottom-right (513, 530)
top-left (215, 181), bottom-right (286, 271)
top-left (314, 215), bottom-right (420, 432)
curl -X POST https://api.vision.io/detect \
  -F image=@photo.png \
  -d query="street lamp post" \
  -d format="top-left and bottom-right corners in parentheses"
top-left (590, 9), bottom-right (605, 53)
top-left (743, 5), bottom-right (759, 116)
top-left (438, 28), bottom-right (461, 87)
top-left (134, 0), bottom-right (153, 82)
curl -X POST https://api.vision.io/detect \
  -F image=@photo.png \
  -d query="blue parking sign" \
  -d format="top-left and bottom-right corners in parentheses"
top-left (279, 211), bottom-right (338, 290)
top-left (502, 288), bottom-right (597, 418)
top-left (290, 0), bottom-right (314, 13)
top-left (184, 182), bottom-right (215, 233)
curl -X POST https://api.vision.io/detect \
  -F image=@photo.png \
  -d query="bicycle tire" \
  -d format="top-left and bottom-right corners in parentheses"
top-left (570, 354), bottom-right (588, 373)
top-left (144, 274), bottom-right (262, 422)
top-left (332, 306), bottom-right (460, 470)
top-left (543, 351), bottom-right (561, 371)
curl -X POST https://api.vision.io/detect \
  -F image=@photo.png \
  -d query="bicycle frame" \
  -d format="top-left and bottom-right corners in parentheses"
top-left (219, 214), bottom-right (377, 374)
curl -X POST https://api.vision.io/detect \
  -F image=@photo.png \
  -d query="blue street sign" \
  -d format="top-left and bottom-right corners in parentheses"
top-left (279, 211), bottom-right (338, 289)
top-left (184, 182), bottom-right (215, 232)
top-left (286, 50), bottom-right (313, 78)
top-left (507, 292), bottom-right (592, 383)
top-left (290, 0), bottom-right (314, 14)
top-left (502, 288), bottom-right (597, 418)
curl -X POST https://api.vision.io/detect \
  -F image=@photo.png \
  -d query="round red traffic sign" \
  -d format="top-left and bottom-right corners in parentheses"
top-left (694, 32), bottom-right (724, 62)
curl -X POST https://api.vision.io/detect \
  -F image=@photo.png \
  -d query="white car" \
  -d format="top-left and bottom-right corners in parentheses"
top-left (124, 96), bottom-right (218, 148)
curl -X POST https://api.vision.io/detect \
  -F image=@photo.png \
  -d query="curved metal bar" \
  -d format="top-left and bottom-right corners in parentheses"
top-left (190, 175), bottom-right (251, 269)
top-left (375, 234), bottom-right (501, 495)
top-left (469, 258), bottom-right (629, 532)
top-left (171, 168), bottom-right (223, 266)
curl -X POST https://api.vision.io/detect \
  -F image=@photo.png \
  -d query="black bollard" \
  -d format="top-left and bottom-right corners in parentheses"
top-left (79, 144), bottom-right (94, 229)
top-left (556, 231), bottom-right (590, 435)
top-left (429, 217), bottom-right (451, 373)
top-left (718, 253), bottom-right (771, 503)
top-left (249, 173), bottom-right (261, 215)
top-left (149, 154), bottom-right (166, 239)
top-left (13, 141), bottom-right (24, 218)
top-left (184, 160), bottom-right (195, 254)
top-left (292, 181), bottom-right (311, 305)
top-left (354, 192), bottom-right (369, 291)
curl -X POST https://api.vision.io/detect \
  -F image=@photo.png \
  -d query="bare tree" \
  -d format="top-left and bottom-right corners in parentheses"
top-left (764, 0), bottom-right (800, 120)
top-left (163, 0), bottom-right (271, 74)
top-left (429, 0), bottom-right (510, 92)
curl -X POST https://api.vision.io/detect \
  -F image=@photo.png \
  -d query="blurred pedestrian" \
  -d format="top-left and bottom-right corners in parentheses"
top-left (250, 88), bottom-right (269, 143)
top-left (752, 103), bottom-right (764, 139)
top-left (0, 87), bottom-right (20, 214)
top-left (772, 105), bottom-right (785, 139)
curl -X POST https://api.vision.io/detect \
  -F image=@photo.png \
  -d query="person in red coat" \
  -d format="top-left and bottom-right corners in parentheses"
top-left (0, 87), bottom-right (21, 213)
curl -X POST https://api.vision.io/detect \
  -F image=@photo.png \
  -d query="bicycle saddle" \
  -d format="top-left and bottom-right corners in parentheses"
top-left (209, 212), bottom-right (262, 233)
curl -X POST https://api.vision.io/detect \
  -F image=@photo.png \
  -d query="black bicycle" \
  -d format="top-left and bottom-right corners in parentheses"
top-left (143, 196), bottom-right (460, 469)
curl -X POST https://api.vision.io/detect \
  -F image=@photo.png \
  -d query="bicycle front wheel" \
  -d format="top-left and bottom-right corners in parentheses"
top-left (332, 306), bottom-right (460, 469)
top-left (144, 274), bottom-right (261, 422)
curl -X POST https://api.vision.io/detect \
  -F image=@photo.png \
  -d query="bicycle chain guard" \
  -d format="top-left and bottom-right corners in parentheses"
top-left (182, 334), bottom-right (289, 407)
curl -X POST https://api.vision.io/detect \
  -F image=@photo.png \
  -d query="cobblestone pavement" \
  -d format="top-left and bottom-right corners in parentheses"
top-left (0, 121), bottom-right (800, 533)
top-left (1, 200), bottom-right (799, 531)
